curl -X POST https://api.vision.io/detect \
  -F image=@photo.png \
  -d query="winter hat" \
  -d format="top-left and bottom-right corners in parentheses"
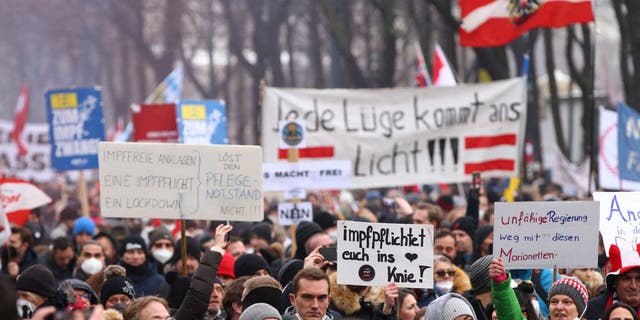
top-left (165, 271), bottom-right (191, 310)
top-left (250, 222), bottom-right (273, 243)
top-left (605, 244), bottom-right (640, 289)
top-left (313, 211), bottom-right (338, 231)
top-left (436, 195), bottom-right (455, 213)
top-left (16, 265), bottom-right (56, 298)
top-left (171, 236), bottom-right (202, 263)
top-left (234, 253), bottom-right (270, 278)
top-left (239, 303), bottom-right (282, 320)
top-left (149, 227), bottom-right (173, 246)
top-left (59, 279), bottom-right (99, 305)
top-left (100, 265), bottom-right (135, 305)
top-left (452, 216), bottom-right (478, 240)
top-left (73, 217), bottom-right (96, 237)
top-left (277, 259), bottom-right (304, 287)
top-left (469, 255), bottom-right (493, 294)
top-left (119, 235), bottom-right (147, 256)
top-left (242, 286), bottom-right (283, 314)
top-left (426, 293), bottom-right (476, 320)
top-left (474, 226), bottom-right (493, 249)
top-left (217, 251), bottom-right (236, 279)
top-left (548, 277), bottom-right (589, 316)
top-left (294, 221), bottom-right (323, 259)
top-left (60, 207), bottom-right (79, 221)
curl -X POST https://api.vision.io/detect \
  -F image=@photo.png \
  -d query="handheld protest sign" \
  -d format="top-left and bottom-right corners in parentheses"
top-left (98, 142), bottom-right (263, 221)
top-left (278, 201), bottom-right (312, 225)
top-left (337, 221), bottom-right (433, 288)
top-left (494, 201), bottom-right (599, 269)
top-left (176, 100), bottom-right (228, 145)
top-left (593, 192), bottom-right (640, 267)
top-left (263, 160), bottom-right (351, 192)
top-left (45, 87), bottom-right (105, 171)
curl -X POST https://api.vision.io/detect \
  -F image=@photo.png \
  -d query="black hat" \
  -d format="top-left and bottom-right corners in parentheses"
top-left (171, 236), bottom-right (202, 263)
top-left (16, 265), bottom-right (56, 298)
top-left (469, 255), bottom-right (492, 294)
top-left (100, 266), bottom-right (135, 305)
top-left (149, 227), bottom-right (173, 246)
top-left (234, 253), bottom-right (270, 278)
top-left (242, 286), bottom-right (283, 313)
top-left (119, 235), bottom-right (147, 256)
top-left (277, 259), bottom-right (304, 287)
top-left (474, 225), bottom-right (493, 250)
top-left (250, 222), bottom-right (272, 243)
top-left (313, 211), bottom-right (337, 231)
top-left (452, 216), bottom-right (478, 240)
top-left (294, 221), bottom-right (323, 259)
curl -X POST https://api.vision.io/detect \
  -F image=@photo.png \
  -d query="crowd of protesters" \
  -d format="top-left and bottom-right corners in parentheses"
top-left (0, 177), bottom-right (637, 320)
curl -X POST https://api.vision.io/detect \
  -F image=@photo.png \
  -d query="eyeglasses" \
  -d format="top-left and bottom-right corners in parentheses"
top-left (435, 270), bottom-right (456, 277)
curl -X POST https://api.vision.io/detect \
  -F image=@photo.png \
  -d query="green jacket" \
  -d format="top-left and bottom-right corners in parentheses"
top-left (491, 274), bottom-right (526, 320)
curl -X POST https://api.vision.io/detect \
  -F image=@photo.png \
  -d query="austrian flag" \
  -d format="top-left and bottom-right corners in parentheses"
top-left (459, 0), bottom-right (595, 47)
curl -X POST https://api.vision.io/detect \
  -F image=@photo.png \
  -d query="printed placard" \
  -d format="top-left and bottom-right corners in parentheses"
top-left (176, 100), bottom-right (228, 144)
top-left (283, 188), bottom-right (306, 200)
top-left (45, 87), bottom-right (105, 171)
top-left (337, 220), bottom-right (433, 288)
top-left (263, 160), bottom-right (351, 191)
top-left (262, 78), bottom-right (527, 187)
top-left (279, 120), bottom-right (306, 149)
top-left (494, 201), bottom-right (599, 269)
top-left (278, 201), bottom-right (313, 225)
top-left (99, 142), bottom-right (263, 221)
top-left (593, 192), bottom-right (640, 267)
top-left (0, 120), bottom-right (53, 182)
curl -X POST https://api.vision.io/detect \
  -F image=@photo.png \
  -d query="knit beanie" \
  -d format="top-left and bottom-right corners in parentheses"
top-left (119, 235), bottom-right (147, 256)
top-left (468, 255), bottom-right (492, 294)
top-left (170, 236), bottom-right (202, 263)
top-left (149, 226), bottom-right (173, 246)
top-left (548, 277), bottom-right (589, 316)
top-left (277, 259), bottom-right (304, 287)
top-left (474, 225), bottom-right (493, 250)
top-left (234, 253), bottom-right (270, 278)
top-left (217, 251), bottom-right (236, 279)
top-left (442, 294), bottom-right (476, 320)
top-left (242, 286), bottom-right (284, 314)
top-left (313, 211), bottom-right (338, 231)
top-left (16, 265), bottom-right (56, 298)
top-left (250, 222), bottom-right (273, 243)
top-left (100, 265), bottom-right (136, 305)
top-left (452, 216), bottom-right (478, 240)
top-left (294, 221), bottom-right (323, 259)
top-left (73, 217), bottom-right (96, 237)
top-left (239, 303), bottom-right (282, 320)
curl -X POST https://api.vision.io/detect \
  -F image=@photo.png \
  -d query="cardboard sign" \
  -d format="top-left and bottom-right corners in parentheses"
top-left (279, 120), bottom-right (306, 149)
top-left (99, 142), bottom-right (263, 221)
top-left (0, 120), bottom-right (53, 182)
top-left (494, 201), bottom-right (599, 269)
top-left (45, 87), bottom-right (105, 170)
top-left (263, 160), bottom-right (351, 191)
top-left (176, 100), bottom-right (228, 144)
top-left (277, 201), bottom-right (313, 225)
top-left (593, 192), bottom-right (640, 267)
top-left (131, 103), bottom-right (178, 142)
top-left (618, 102), bottom-right (640, 182)
top-left (337, 220), bottom-right (433, 288)
top-left (262, 78), bottom-right (527, 188)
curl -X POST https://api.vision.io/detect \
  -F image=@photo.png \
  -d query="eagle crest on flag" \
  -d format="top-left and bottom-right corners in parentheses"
top-left (508, 0), bottom-right (541, 25)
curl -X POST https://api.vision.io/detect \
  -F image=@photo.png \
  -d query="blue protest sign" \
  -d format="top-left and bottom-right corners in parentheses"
top-left (618, 102), bottom-right (640, 182)
top-left (45, 87), bottom-right (105, 171)
top-left (176, 100), bottom-right (228, 144)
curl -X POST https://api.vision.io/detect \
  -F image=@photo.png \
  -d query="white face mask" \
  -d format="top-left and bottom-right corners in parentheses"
top-left (152, 249), bottom-right (174, 264)
top-left (17, 298), bottom-right (36, 319)
top-left (81, 257), bottom-right (103, 275)
top-left (435, 280), bottom-right (454, 293)
top-left (328, 230), bottom-right (337, 244)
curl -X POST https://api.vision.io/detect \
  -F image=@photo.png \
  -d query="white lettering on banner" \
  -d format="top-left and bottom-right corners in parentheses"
top-left (494, 201), bottom-right (599, 269)
top-left (337, 221), bottom-right (433, 288)
top-left (593, 192), bottom-right (640, 267)
top-left (50, 94), bottom-right (99, 159)
top-left (262, 160), bottom-right (351, 191)
top-left (0, 120), bottom-right (53, 182)
top-left (99, 142), bottom-right (263, 221)
top-left (261, 78), bottom-right (527, 188)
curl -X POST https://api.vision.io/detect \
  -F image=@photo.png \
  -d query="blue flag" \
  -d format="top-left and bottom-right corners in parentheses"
top-left (618, 102), bottom-right (640, 182)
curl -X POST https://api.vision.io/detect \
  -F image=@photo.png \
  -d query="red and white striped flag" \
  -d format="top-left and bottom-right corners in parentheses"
top-left (460, 0), bottom-right (594, 47)
top-left (463, 134), bottom-right (517, 174)
top-left (12, 84), bottom-right (29, 157)
top-left (414, 43), bottom-right (432, 87)
top-left (432, 44), bottom-right (457, 87)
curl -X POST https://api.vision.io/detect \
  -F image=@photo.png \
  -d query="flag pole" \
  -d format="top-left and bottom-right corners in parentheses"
top-left (78, 171), bottom-right (90, 217)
